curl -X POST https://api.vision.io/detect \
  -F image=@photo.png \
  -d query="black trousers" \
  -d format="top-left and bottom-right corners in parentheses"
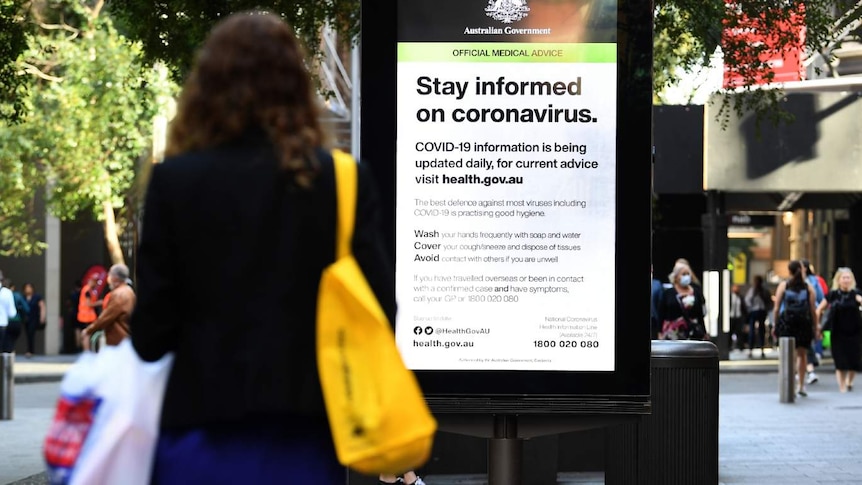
top-left (730, 316), bottom-right (746, 349)
top-left (24, 320), bottom-right (37, 354)
top-left (0, 320), bottom-right (22, 353)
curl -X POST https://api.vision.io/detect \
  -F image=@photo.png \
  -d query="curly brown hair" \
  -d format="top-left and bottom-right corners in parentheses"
top-left (165, 10), bottom-right (329, 188)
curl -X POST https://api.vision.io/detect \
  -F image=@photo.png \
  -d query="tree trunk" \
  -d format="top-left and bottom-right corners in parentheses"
top-left (102, 200), bottom-right (125, 265)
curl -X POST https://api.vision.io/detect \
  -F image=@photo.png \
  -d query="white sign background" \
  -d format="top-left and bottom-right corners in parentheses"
top-left (395, 58), bottom-right (617, 371)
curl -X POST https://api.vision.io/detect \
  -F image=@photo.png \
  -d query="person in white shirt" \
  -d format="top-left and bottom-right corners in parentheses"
top-left (0, 270), bottom-right (19, 351)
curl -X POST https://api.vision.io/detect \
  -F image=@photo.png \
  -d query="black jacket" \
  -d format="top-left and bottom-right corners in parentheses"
top-left (131, 135), bottom-right (395, 429)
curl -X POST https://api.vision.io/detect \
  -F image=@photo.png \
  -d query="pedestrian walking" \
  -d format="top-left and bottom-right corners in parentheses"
top-left (773, 260), bottom-right (820, 397)
top-left (815, 267), bottom-right (862, 392)
top-left (1, 279), bottom-right (29, 353)
top-left (729, 284), bottom-right (747, 350)
top-left (657, 261), bottom-right (708, 340)
top-left (81, 264), bottom-right (134, 350)
top-left (130, 11), bottom-right (395, 483)
top-left (0, 271), bottom-right (17, 351)
top-left (77, 273), bottom-right (102, 345)
top-left (62, 280), bottom-right (83, 353)
top-left (801, 259), bottom-right (826, 385)
top-left (744, 275), bottom-right (771, 358)
top-left (22, 283), bottom-right (45, 357)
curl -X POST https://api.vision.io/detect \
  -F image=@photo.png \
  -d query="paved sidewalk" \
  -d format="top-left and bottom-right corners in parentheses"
top-left (3, 350), bottom-right (859, 484)
top-left (5, 353), bottom-right (77, 384)
top-left (721, 345), bottom-right (833, 373)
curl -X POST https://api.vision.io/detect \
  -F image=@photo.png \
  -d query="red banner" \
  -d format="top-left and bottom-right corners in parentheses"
top-left (722, 4), bottom-right (806, 88)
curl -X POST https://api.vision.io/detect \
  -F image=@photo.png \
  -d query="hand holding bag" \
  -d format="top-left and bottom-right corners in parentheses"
top-left (317, 150), bottom-right (437, 475)
top-left (43, 339), bottom-right (174, 485)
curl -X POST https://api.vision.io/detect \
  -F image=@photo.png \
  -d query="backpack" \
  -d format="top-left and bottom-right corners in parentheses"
top-left (778, 285), bottom-right (810, 337)
top-left (10, 292), bottom-right (29, 323)
top-left (783, 286), bottom-right (809, 315)
top-left (316, 149), bottom-right (437, 475)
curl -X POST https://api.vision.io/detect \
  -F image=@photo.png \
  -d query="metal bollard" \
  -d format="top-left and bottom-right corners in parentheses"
top-left (0, 352), bottom-right (12, 420)
top-left (778, 337), bottom-right (795, 403)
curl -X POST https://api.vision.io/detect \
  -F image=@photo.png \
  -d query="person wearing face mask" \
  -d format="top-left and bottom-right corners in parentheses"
top-left (81, 264), bottom-right (135, 348)
top-left (657, 261), bottom-right (708, 340)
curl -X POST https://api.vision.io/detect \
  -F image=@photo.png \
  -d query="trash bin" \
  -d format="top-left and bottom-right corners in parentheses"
top-left (606, 340), bottom-right (719, 484)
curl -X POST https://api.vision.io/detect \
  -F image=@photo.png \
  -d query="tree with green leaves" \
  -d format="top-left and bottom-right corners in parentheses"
top-left (0, 0), bottom-right (31, 122)
top-left (1, 0), bottom-right (860, 256)
top-left (108, 0), bottom-right (862, 124)
top-left (0, 0), bottom-right (175, 261)
top-left (107, 0), bottom-right (360, 82)
top-left (0, 1), bottom-right (856, 116)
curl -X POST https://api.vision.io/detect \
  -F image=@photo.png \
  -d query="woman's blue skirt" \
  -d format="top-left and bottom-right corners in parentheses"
top-left (151, 417), bottom-right (345, 484)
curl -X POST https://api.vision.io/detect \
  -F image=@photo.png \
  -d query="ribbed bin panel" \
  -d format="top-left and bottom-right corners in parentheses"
top-left (641, 365), bottom-right (719, 484)
top-left (605, 421), bottom-right (639, 484)
top-left (605, 341), bottom-right (719, 485)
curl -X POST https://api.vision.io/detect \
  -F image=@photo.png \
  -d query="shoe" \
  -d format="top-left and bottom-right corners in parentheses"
top-left (406, 479), bottom-right (425, 485)
top-left (849, 384), bottom-right (854, 392)
top-left (761, 350), bottom-right (766, 359)
top-left (806, 372), bottom-right (819, 385)
top-left (797, 388), bottom-right (808, 397)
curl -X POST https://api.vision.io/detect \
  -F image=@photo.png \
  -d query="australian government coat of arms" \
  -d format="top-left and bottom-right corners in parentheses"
top-left (485, 0), bottom-right (530, 24)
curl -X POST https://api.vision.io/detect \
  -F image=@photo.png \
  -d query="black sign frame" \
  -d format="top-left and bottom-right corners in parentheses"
top-left (360, 0), bottom-right (653, 414)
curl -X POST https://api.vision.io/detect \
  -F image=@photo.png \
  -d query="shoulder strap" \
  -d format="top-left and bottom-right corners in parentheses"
top-left (332, 149), bottom-right (358, 260)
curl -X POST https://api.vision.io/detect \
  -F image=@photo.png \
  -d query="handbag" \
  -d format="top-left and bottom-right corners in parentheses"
top-left (686, 317), bottom-right (707, 340)
top-left (660, 317), bottom-right (688, 340)
top-left (819, 305), bottom-right (833, 331)
top-left (43, 339), bottom-right (174, 485)
top-left (89, 330), bottom-right (107, 352)
top-left (316, 149), bottom-right (437, 475)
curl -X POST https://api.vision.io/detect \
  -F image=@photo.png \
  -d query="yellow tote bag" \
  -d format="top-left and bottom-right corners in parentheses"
top-left (317, 149), bottom-right (437, 475)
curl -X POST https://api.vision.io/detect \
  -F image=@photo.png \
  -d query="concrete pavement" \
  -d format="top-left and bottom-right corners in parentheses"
top-left (2, 350), bottom-right (860, 484)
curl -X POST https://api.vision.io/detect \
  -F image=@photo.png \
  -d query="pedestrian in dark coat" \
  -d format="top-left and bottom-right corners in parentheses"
top-left (131, 11), bottom-right (395, 483)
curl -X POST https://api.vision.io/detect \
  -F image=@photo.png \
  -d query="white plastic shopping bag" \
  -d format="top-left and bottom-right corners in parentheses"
top-left (44, 339), bottom-right (174, 485)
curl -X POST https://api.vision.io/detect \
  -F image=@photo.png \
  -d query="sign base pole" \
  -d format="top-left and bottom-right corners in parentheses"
top-left (488, 415), bottom-right (522, 485)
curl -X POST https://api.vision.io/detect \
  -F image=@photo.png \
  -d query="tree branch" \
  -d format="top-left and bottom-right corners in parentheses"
top-left (36, 21), bottom-right (79, 36)
top-left (91, 0), bottom-right (105, 20)
top-left (20, 62), bottom-right (63, 82)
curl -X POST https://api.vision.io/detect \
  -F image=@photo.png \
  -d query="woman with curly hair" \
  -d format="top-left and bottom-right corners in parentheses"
top-left (131, 11), bottom-right (395, 483)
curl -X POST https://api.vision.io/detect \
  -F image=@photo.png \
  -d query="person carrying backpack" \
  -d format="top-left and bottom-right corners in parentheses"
top-left (773, 260), bottom-right (820, 397)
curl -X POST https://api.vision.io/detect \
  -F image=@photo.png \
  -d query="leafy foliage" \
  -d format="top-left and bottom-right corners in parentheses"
top-left (1, 0), bottom-right (860, 254)
top-left (0, 0), bottom-right (175, 256)
top-left (655, 0), bottom-right (851, 126)
top-left (107, 0), bottom-right (361, 82)
top-left (0, 0), bottom-right (31, 122)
